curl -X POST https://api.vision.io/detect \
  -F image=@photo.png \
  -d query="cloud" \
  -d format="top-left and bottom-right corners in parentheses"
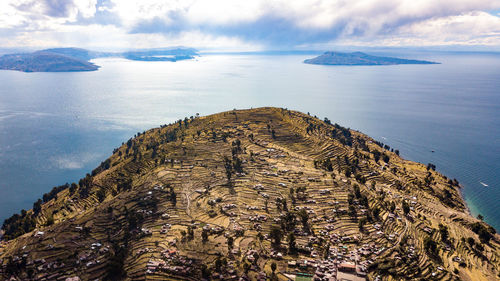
top-left (10, 0), bottom-right (97, 22)
top-left (51, 152), bottom-right (101, 170)
top-left (119, 0), bottom-right (500, 47)
top-left (0, 0), bottom-right (97, 37)
top-left (397, 11), bottom-right (500, 45)
top-left (1, 0), bottom-right (500, 49)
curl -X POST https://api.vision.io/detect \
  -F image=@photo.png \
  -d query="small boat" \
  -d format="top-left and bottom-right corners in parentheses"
top-left (431, 150), bottom-right (435, 153)
top-left (480, 182), bottom-right (488, 187)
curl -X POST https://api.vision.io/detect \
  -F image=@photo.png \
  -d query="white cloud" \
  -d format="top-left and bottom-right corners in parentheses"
top-left (0, 24), bottom-right (255, 50)
top-left (0, 2), bottom-right (26, 28)
top-left (51, 152), bottom-right (101, 170)
top-left (108, 0), bottom-right (500, 28)
top-left (0, 0), bottom-right (97, 36)
top-left (103, 0), bottom-right (500, 47)
top-left (0, 0), bottom-right (499, 49)
top-left (74, 0), bottom-right (98, 18)
top-left (356, 11), bottom-right (500, 47)
top-left (108, 0), bottom-right (266, 26)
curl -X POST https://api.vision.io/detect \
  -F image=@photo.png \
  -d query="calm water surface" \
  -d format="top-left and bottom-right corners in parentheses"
top-left (0, 52), bottom-right (499, 230)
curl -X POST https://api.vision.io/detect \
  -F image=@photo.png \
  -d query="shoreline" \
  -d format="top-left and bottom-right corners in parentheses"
top-left (457, 183), bottom-right (474, 217)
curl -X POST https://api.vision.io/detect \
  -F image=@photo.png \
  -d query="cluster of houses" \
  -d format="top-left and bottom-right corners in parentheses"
top-left (210, 260), bottom-right (240, 280)
top-left (263, 171), bottom-right (279, 177)
top-left (248, 214), bottom-right (267, 222)
top-left (287, 256), bottom-right (367, 281)
top-left (221, 204), bottom-right (238, 217)
top-left (140, 156), bottom-right (408, 280)
top-left (232, 224), bottom-right (245, 236)
top-left (278, 225), bottom-right (399, 281)
top-left (140, 227), bottom-right (152, 236)
top-left (246, 205), bottom-right (261, 211)
top-left (76, 242), bottom-right (110, 268)
top-left (253, 184), bottom-right (265, 191)
top-left (269, 250), bottom-right (284, 259)
top-left (33, 259), bottom-right (66, 273)
top-left (244, 249), bottom-right (259, 263)
top-left (202, 224), bottom-right (224, 235)
top-left (160, 223), bottom-right (171, 234)
top-left (136, 247), bottom-right (153, 256)
top-left (319, 189), bottom-right (331, 195)
top-left (2, 255), bottom-right (72, 280)
top-left (144, 248), bottom-right (195, 276)
top-left (312, 259), bottom-right (338, 280)
top-left (264, 147), bottom-right (286, 157)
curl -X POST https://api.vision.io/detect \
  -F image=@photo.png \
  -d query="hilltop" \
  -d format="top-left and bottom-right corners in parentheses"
top-left (41, 48), bottom-right (110, 61)
top-left (0, 107), bottom-right (498, 281)
top-left (304, 52), bottom-right (438, 65)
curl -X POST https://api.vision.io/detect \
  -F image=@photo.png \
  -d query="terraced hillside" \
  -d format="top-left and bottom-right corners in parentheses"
top-left (0, 107), bottom-right (498, 281)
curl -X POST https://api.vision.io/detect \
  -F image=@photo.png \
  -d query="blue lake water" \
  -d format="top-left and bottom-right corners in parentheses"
top-left (0, 52), bottom-right (499, 230)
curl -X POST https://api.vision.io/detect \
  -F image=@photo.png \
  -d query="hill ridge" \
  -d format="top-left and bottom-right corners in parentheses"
top-left (0, 107), bottom-right (497, 281)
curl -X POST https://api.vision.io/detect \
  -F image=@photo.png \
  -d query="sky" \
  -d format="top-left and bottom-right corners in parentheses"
top-left (0, 0), bottom-right (499, 51)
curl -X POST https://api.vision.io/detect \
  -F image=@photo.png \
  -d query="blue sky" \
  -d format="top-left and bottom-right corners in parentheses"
top-left (0, 0), bottom-right (499, 51)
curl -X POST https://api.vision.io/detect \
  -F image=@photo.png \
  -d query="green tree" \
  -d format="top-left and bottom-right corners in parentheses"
top-left (287, 232), bottom-right (296, 253)
top-left (372, 207), bottom-right (380, 221)
top-left (97, 188), bottom-right (106, 202)
top-left (358, 217), bottom-right (367, 231)
top-left (46, 215), bottom-right (54, 226)
top-left (424, 236), bottom-right (438, 258)
top-left (270, 226), bottom-right (283, 248)
top-left (271, 262), bottom-right (277, 275)
top-left (223, 156), bottom-right (232, 185)
top-left (353, 184), bottom-right (361, 198)
top-left (106, 243), bottom-right (128, 280)
top-left (348, 205), bottom-right (357, 219)
top-left (389, 201), bottom-right (396, 213)
top-left (439, 223), bottom-right (449, 242)
top-left (33, 199), bottom-right (42, 215)
top-left (297, 208), bottom-right (309, 231)
top-left (402, 201), bottom-right (410, 215)
top-left (215, 258), bottom-right (223, 272)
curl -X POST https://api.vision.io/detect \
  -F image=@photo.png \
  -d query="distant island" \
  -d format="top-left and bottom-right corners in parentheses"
top-left (123, 48), bottom-right (198, 62)
top-left (304, 51), bottom-right (439, 65)
top-left (0, 47), bottom-right (199, 72)
top-left (0, 51), bottom-right (99, 72)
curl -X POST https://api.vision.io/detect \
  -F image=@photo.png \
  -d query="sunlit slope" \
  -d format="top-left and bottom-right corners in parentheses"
top-left (1, 107), bottom-right (498, 281)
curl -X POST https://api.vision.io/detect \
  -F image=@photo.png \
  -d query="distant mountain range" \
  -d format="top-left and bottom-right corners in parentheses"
top-left (0, 47), bottom-right (199, 72)
top-left (304, 51), bottom-right (439, 65)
